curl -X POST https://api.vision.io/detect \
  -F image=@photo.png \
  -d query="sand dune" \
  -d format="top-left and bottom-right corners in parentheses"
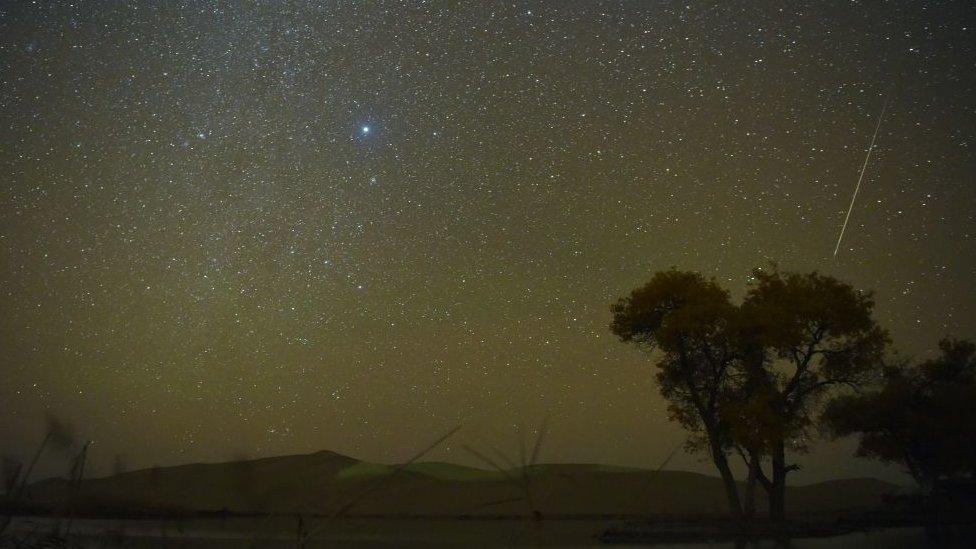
top-left (23, 450), bottom-right (902, 517)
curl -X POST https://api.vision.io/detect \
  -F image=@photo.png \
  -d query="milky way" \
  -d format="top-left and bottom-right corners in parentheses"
top-left (1, 1), bottom-right (974, 482)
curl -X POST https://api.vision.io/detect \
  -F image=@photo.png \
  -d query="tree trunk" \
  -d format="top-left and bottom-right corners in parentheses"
top-left (743, 454), bottom-right (760, 520)
top-left (768, 440), bottom-right (787, 521)
top-left (710, 439), bottom-right (743, 519)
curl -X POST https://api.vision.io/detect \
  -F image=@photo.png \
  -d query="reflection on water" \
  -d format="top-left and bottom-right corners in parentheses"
top-left (3, 517), bottom-right (974, 548)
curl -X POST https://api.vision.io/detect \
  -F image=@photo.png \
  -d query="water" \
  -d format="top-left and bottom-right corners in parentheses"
top-left (3, 516), bottom-right (974, 547)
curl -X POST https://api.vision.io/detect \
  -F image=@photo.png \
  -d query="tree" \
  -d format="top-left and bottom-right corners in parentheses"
top-left (738, 268), bottom-right (888, 520)
top-left (611, 267), bottom-right (889, 521)
top-left (823, 339), bottom-right (976, 493)
top-left (610, 270), bottom-right (744, 517)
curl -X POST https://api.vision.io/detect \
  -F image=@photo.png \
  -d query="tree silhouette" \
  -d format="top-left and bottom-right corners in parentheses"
top-left (823, 338), bottom-right (976, 494)
top-left (611, 267), bottom-right (888, 521)
top-left (611, 270), bottom-right (745, 518)
top-left (737, 268), bottom-right (888, 520)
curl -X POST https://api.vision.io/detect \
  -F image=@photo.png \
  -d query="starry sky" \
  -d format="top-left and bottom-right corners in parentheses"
top-left (1, 1), bottom-right (974, 483)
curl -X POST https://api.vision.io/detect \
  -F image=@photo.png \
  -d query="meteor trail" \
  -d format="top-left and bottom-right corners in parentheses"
top-left (833, 96), bottom-right (889, 257)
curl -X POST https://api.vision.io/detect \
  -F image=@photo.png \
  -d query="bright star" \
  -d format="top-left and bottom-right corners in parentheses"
top-left (361, 125), bottom-right (370, 134)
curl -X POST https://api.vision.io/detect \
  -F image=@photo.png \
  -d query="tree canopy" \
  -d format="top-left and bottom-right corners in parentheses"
top-left (823, 338), bottom-right (976, 491)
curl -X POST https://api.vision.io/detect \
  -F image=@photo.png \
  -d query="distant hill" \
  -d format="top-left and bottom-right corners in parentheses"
top-left (22, 450), bottom-right (903, 517)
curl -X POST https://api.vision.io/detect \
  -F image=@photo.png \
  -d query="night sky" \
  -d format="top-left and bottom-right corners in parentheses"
top-left (1, 1), bottom-right (974, 483)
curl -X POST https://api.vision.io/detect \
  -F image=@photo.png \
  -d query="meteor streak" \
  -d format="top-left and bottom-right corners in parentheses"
top-left (833, 96), bottom-right (889, 257)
